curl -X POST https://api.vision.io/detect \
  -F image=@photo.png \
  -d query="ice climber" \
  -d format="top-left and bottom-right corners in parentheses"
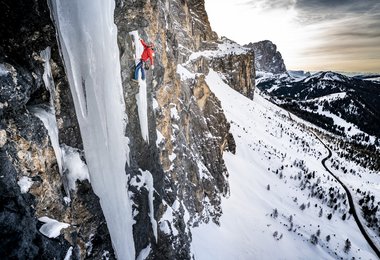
top-left (132, 38), bottom-right (155, 82)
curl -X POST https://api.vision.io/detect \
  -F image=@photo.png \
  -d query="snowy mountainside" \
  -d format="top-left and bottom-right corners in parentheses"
top-left (351, 73), bottom-right (380, 82)
top-left (190, 70), bottom-right (379, 259)
top-left (176, 37), bottom-right (380, 258)
top-left (325, 137), bottom-right (380, 246)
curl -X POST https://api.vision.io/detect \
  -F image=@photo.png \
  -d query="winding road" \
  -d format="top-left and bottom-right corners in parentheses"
top-left (313, 132), bottom-right (380, 258)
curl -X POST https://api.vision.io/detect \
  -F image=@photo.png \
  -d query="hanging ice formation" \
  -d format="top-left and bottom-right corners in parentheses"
top-left (32, 47), bottom-right (91, 201)
top-left (30, 47), bottom-right (70, 196)
top-left (130, 30), bottom-right (150, 143)
top-left (35, 47), bottom-right (63, 174)
top-left (49, 0), bottom-right (135, 259)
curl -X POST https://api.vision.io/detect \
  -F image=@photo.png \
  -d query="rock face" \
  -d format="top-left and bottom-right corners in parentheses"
top-left (0, 116), bottom-right (70, 260)
top-left (185, 37), bottom-right (255, 99)
top-left (1, 0), bottom-right (254, 259)
top-left (0, 1), bottom-right (114, 259)
top-left (209, 38), bottom-right (255, 99)
top-left (115, 1), bottom-right (238, 257)
top-left (245, 40), bottom-right (287, 74)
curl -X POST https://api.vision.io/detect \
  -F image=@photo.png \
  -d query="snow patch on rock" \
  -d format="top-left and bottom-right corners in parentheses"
top-left (38, 216), bottom-right (70, 238)
top-left (61, 145), bottom-right (90, 191)
top-left (17, 176), bottom-right (33, 193)
top-left (137, 244), bottom-right (151, 260)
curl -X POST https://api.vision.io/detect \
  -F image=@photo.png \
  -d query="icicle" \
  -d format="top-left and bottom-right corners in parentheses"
top-left (130, 30), bottom-right (150, 143)
top-left (31, 47), bottom-right (72, 196)
top-left (35, 47), bottom-right (64, 175)
top-left (49, 0), bottom-right (135, 258)
top-left (40, 47), bottom-right (56, 107)
top-left (140, 169), bottom-right (158, 242)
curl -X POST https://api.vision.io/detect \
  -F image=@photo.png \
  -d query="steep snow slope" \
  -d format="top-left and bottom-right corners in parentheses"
top-left (325, 147), bottom-right (380, 246)
top-left (191, 70), bottom-right (377, 259)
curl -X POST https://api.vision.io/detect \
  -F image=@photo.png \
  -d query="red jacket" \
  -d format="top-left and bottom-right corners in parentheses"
top-left (140, 39), bottom-right (154, 65)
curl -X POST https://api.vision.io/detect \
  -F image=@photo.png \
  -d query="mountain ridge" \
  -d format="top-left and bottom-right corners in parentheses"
top-left (257, 70), bottom-right (380, 138)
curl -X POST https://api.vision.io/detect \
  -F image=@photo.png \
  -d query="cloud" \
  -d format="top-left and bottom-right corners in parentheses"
top-left (244, 0), bottom-right (380, 21)
top-left (295, 0), bottom-right (380, 13)
top-left (246, 0), bottom-right (380, 71)
top-left (207, 0), bottom-right (380, 72)
top-left (294, 0), bottom-right (380, 27)
top-left (295, 14), bottom-right (380, 72)
top-left (244, 0), bottom-right (296, 10)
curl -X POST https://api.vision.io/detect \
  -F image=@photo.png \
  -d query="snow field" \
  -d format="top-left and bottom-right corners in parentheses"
top-left (17, 176), bottom-right (33, 193)
top-left (298, 94), bottom-right (377, 142)
top-left (38, 216), bottom-right (70, 238)
top-left (325, 148), bottom-right (380, 246)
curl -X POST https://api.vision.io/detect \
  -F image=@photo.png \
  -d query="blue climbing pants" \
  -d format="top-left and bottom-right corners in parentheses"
top-left (134, 60), bottom-right (145, 80)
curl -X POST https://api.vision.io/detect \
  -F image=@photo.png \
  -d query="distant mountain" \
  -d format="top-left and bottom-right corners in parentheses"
top-left (245, 40), bottom-right (287, 74)
top-left (257, 71), bottom-right (380, 138)
top-left (288, 70), bottom-right (311, 80)
top-left (352, 74), bottom-right (380, 82)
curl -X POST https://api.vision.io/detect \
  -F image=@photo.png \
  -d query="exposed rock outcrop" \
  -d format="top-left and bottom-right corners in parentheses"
top-left (0, 1), bottom-right (114, 259)
top-left (209, 39), bottom-right (255, 99)
top-left (115, 0), bottom-right (235, 257)
top-left (0, 116), bottom-right (70, 259)
top-left (245, 40), bottom-right (286, 74)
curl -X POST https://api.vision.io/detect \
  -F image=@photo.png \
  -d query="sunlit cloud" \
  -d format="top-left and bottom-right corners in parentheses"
top-left (205, 0), bottom-right (380, 72)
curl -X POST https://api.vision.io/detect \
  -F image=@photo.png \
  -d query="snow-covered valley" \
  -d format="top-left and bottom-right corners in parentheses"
top-left (191, 70), bottom-right (379, 259)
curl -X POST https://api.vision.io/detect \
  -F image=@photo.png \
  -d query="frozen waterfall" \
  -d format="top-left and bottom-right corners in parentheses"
top-left (130, 30), bottom-right (150, 143)
top-left (49, 0), bottom-right (135, 259)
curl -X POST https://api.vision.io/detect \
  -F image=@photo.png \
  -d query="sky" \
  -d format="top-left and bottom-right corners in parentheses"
top-left (205, 0), bottom-right (380, 73)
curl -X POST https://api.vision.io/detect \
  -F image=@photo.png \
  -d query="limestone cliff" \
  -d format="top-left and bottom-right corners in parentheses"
top-left (245, 40), bottom-right (287, 74)
top-left (115, 1), bottom-right (236, 257)
top-left (194, 37), bottom-right (255, 99)
top-left (1, 0), bottom-right (254, 259)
